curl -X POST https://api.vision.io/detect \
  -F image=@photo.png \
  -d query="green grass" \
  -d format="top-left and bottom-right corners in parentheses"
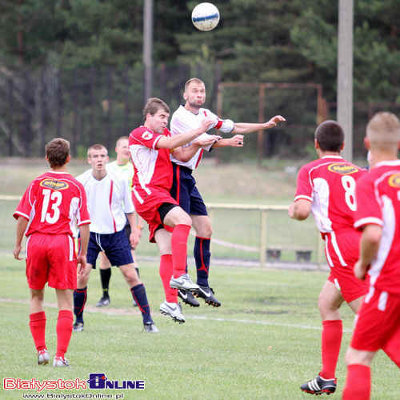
top-left (1, 254), bottom-right (399, 400)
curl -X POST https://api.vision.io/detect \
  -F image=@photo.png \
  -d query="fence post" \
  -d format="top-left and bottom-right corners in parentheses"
top-left (259, 210), bottom-right (267, 267)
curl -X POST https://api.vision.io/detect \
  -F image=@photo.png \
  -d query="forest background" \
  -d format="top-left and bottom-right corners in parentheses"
top-left (0, 0), bottom-right (399, 160)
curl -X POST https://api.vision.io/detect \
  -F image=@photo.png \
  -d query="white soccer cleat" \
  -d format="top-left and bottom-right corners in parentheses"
top-left (159, 301), bottom-right (185, 324)
top-left (169, 273), bottom-right (199, 292)
top-left (37, 349), bottom-right (50, 365)
top-left (53, 356), bottom-right (70, 367)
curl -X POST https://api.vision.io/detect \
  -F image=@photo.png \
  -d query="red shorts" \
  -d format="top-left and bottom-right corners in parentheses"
top-left (26, 233), bottom-right (77, 290)
top-left (132, 185), bottom-right (178, 242)
top-left (351, 287), bottom-right (400, 352)
top-left (328, 265), bottom-right (368, 303)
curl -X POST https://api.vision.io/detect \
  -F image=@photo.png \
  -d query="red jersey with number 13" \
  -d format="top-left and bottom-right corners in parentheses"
top-left (13, 171), bottom-right (90, 237)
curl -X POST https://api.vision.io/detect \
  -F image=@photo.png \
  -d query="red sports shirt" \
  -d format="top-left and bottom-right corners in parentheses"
top-left (295, 156), bottom-right (366, 268)
top-left (295, 156), bottom-right (366, 233)
top-left (13, 171), bottom-right (90, 237)
top-left (354, 160), bottom-right (400, 295)
top-left (129, 126), bottom-right (173, 191)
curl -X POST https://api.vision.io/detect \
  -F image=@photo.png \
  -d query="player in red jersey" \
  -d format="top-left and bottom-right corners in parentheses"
top-left (342, 112), bottom-right (400, 400)
top-left (129, 97), bottom-right (218, 323)
top-left (289, 120), bottom-right (368, 395)
top-left (13, 138), bottom-right (90, 367)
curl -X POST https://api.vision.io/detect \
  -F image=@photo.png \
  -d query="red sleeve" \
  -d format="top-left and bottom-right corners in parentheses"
top-left (354, 174), bottom-right (383, 230)
top-left (13, 182), bottom-right (34, 220)
top-left (129, 127), bottom-right (163, 150)
top-left (294, 165), bottom-right (313, 202)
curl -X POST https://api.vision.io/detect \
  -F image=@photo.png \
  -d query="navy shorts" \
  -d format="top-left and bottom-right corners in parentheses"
top-left (87, 230), bottom-right (133, 268)
top-left (171, 163), bottom-right (208, 216)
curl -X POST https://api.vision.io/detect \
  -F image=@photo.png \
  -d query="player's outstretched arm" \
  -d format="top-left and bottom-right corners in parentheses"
top-left (232, 115), bottom-right (286, 134)
top-left (13, 216), bottom-right (29, 260)
top-left (173, 134), bottom-right (221, 162)
top-left (212, 134), bottom-right (244, 148)
top-left (157, 117), bottom-right (215, 150)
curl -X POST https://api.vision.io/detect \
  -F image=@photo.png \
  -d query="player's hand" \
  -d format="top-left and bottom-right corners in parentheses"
top-left (195, 135), bottom-right (222, 147)
top-left (130, 230), bottom-right (140, 249)
top-left (77, 254), bottom-right (87, 275)
top-left (13, 244), bottom-right (23, 260)
top-left (354, 260), bottom-right (368, 280)
top-left (264, 115), bottom-right (286, 129)
top-left (229, 134), bottom-right (244, 147)
top-left (200, 117), bottom-right (217, 133)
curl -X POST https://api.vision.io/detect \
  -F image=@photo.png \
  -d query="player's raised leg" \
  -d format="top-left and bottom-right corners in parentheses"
top-left (192, 214), bottom-right (221, 307)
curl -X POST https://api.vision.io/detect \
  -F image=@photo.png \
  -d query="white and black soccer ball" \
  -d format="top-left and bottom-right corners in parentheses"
top-left (191, 2), bottom-right (220, 32)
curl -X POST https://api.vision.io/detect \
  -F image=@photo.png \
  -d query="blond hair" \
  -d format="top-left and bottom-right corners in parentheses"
top-left (367, 112), bottom-right (400, 150)
top-left (184, 78), bottom-right (205, 92)
top-left (87, 144), bottom-right (107, 157)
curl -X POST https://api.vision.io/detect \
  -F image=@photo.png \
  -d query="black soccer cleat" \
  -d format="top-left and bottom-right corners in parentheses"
top-left (194, 286), bottom-right (221, 307)
top-left (300, 375), bottom-right (337, 395)
top-left (73, 322), bottom-right (84, 332)
top-left (96, 295), bottom-right (110, 307)
top-left (178, 289), bottom-right (200, 307)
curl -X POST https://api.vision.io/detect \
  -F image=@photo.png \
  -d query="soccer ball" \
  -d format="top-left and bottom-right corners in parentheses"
top-left (191, 2), bottom-right (220, 32)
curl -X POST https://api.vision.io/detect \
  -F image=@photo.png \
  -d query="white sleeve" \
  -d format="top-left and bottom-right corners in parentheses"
top-left (192, 132), bottom-right (215, 152)
top-left (204, 109), bottom-right (234, 133)
top-left (122, 178), bottom-right (135, 214)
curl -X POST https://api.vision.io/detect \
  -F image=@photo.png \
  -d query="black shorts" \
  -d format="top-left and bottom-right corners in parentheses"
top-left (170, 163), bottom-right (208, 216)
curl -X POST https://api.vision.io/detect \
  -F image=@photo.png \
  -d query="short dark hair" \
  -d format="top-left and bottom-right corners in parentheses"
top-left (143, 97), bottom-right (170, 119)
top-left (315, 120), bottom-right (344, 152)
top-left (45, 138), bottom-right (70, 168)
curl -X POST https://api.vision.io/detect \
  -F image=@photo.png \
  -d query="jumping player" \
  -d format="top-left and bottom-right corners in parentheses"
top-left (170, 77), bottom-right (285, 307)
top-left (342, 112), bottom-right (400, 399)
top-left (13, 138), bottom-right (90, 367)
top-left (96, 136), bottom-right (143, 308)
top-left (73, 144), bottom-right (158, 333)
top-left (288, 120), bottom-right (368, 395)
top-left (129, 97), bottom-right (218, 323)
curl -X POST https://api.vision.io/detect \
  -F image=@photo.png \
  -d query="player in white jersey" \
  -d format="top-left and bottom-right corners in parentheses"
top-left (96, 136), bottom-right (143, 308)
top-left (170, 77), bottom-right (285, 307)
top-left (73, 144), bottom-right (158, 333)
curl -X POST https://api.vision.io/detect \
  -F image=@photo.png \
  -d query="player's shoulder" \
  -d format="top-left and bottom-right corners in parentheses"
top-left (129, 125), bottom-right (156, 142)
top-left (76, 169), bottom-right (92, 184)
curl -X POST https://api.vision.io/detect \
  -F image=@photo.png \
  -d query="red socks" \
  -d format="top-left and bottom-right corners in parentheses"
top-left (342, 364), bottom-right (371, 400)
top-left (159, 254), bottom-right (178, 303)
top-left (29, 311), bottom-right (47, 351)
top-left (56, 310), bottom-right (73, 358)
top-left (320, 319), bottom-right (343, 379)
top-left (171, 224), bottom-right (191, 277)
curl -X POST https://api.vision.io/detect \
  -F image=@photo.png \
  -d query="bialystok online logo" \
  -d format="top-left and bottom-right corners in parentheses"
top-left (3, 374), bottom-right (145, 392)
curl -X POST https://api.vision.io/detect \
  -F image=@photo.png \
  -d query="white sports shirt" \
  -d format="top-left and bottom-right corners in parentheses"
top-left (170, 105), bottom-right (234, 170)
top-left (76, 169), bottom-right (134, 234)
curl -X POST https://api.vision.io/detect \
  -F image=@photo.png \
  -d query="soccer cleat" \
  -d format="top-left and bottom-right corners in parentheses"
top-left (37, 349), bottom-right (50, 365)
top-left (73, 322), bottom-right (84, 332)
top-left (300, 375), bottom-right (337, 395)
top-left (143, 322), bottom-right (159, 333)
top-left (96, 295), bottom-right (110, 307)
top-left (195, 286), bottom-right (221, 307)
top-left (53, 356), bottom-right (70, 367)
top-left (169, 273), bottom-right (199, 292)
top-left (159, 301), bottom-right (185, 324)
top-left (178, 289), bottom-right (200, 307)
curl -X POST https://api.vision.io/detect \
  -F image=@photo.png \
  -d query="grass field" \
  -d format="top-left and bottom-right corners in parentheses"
top-left (1, 255), bottom-right (399, 400)
top-left (1, 158), bottom-right (397, 399)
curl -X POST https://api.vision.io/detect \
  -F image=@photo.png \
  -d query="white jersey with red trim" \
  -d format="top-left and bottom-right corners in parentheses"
top-left (354, 160), bottom-right (400, 295)
top-left (76, 169), bottom-right (133, 234)
top-left (170, 105), bottom-right (233, 170)
top-left (295, 156), bottom-right (366, 233)
top-left (13, 171), bottom-right (90, 237)
top-left (129, 126), bottom-right (173, 194)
